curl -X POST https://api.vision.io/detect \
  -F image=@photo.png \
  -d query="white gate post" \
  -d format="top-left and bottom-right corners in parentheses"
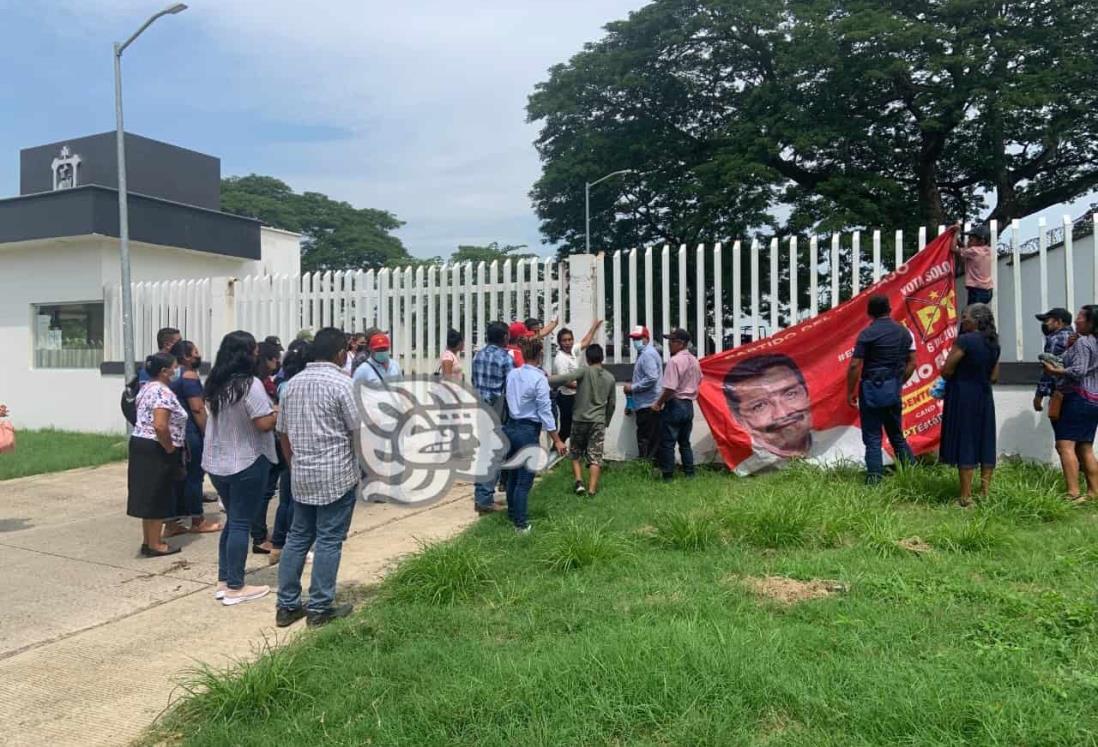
top-left (566, 253), bottom-right (599, 342)
top-left (209, 276), bottom-right (237, 350)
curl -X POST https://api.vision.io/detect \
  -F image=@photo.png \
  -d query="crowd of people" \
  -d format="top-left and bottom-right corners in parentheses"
top-left (118, 268), bottom-right (1098, 624)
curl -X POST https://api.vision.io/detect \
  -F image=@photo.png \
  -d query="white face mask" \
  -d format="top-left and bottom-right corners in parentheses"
top-left (632, 339), bottom-right (645, 353)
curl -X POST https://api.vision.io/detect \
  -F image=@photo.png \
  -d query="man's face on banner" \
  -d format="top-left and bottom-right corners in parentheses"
top-left (727, 364), bottom-right (813, 457)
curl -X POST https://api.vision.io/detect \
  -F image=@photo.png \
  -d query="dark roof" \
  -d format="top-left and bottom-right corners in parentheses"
top-left (0, 185), bottom-right (260, 260)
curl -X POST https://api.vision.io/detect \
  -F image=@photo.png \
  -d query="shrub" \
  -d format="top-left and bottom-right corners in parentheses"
top-left (389, 539), bottom-right (492, 604)
top-left (539, 519), bottom-right (629, 572)
top-left (650, 511), bottom-right (722, 551)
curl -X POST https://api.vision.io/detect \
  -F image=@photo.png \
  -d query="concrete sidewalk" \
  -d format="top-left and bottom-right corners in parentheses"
top-left (0, 463), bottom-right (477, 746)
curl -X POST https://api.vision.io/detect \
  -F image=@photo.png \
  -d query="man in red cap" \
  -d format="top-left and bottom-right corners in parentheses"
top-left (352, 332), bottom-right (402, 385)
top-left (506, 321), bottom-right (533, 367)
top-left (623, 324), bottom-right (663, 462)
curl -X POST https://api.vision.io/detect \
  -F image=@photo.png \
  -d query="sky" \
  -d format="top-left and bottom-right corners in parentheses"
top-left (0, 1), bottom-right (1092, 260)
top-left (0, 0), bottom-right (645, 259)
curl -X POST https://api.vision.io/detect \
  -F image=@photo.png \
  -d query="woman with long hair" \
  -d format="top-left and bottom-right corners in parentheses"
top-left (201, 331), bottom-right (277, 605)
top-left (940, 303), bottom-right (1001, 506)
top-left (1042, 304), bottom-right (1098, 502)
top-left (128, 353), bottom-right (188, 556)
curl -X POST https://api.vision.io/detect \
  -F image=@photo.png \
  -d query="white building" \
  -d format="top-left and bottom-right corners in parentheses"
top-left (0, 132), bottom-right (300, 432)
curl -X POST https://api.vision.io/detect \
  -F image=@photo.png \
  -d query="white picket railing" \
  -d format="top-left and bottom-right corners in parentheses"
top-left (104, 213), bottom-right (1098, 370)
top-left (104, 278), bottom-right (216, 365)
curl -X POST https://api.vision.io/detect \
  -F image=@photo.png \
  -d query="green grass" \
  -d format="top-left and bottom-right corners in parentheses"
top-left (0, 428), bottom-right (128, 480)
top-left (153, 459), bottom-right (1098, 746)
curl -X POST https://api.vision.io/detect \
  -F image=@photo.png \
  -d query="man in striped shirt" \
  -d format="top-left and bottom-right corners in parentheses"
top-left (275, 327), bottom-right (361, 629)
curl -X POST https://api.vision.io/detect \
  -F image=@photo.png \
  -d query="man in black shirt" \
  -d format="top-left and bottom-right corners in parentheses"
top-left (846, 295), bottom-right (917, 484)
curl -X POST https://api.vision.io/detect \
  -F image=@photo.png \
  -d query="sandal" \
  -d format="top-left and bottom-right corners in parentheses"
top-left (189, 519), bottom-right (222, 533)
top-left (162, 522), bottom-right (190, 538)
top-left (140, 543), bottom-right (181, 557)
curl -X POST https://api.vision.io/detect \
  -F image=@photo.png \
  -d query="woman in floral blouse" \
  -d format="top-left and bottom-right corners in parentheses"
top-left (128, 352), bottom-right (188, 557)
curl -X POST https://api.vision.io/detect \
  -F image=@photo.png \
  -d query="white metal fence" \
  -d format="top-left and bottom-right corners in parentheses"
top-left (104, 213), bottom-right (1098, 370)
top-left (106, 258), bottom-right (565, 375)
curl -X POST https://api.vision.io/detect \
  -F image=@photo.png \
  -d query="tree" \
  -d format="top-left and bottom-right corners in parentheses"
top-left (221, 175), bottom-right (412, 272)
top-left (528, 0), bottom-right (1098, 254)
top-left (450, 242), bottom-right (536, 265)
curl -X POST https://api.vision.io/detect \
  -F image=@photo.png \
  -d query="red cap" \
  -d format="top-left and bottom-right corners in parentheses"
top-left (368, 333), bottom-right (391, 352)
top-left (508, 321), bottom-right (533, 340)
top-left (628, 325), bottom-right (650, 340)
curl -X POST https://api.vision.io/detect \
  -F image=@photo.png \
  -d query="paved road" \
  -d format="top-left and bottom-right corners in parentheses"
top-left (0, 463), bottom-right (476, 746)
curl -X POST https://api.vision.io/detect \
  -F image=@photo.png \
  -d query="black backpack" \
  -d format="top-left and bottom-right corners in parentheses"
top-left (121, 376), bottom-right (141, 426)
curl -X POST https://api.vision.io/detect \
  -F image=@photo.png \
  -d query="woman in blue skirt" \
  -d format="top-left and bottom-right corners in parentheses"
top-left (940, 303), bottom-right (1001, 506)
top-left (1042, 305), bottom-right (1098, 502)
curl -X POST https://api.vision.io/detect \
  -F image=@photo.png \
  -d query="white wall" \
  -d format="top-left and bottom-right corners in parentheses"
top-left (253, 227), bottom-right (302, 277)
top-left (603, 384), bottom-right (1056, 467)
top-left (0, 234), bottom-right (299, 432)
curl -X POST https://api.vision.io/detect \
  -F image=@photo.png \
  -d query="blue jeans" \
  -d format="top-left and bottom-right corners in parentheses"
top-left (503, 419), bottom-right (541, 528)
top-left (859, 395), bottom-right (914, 480)
top-left (251, 458), bottom-right (284, 543)
top-left (210, 456), bottom-right (270, 589)
top-left (474, 395), bottom-right (504, 508)
top-left (180, 422), bottom-right (206, 517)
top-left (271, 467), bottom-right (295, 549)
top-left (659, 399), bottom-right (695, 478)
top-left (277, 489), bottom-right (357, 613)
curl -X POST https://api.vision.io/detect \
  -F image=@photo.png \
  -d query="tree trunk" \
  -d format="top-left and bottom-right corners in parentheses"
top-left (917, 133), bottom-right (946, 229)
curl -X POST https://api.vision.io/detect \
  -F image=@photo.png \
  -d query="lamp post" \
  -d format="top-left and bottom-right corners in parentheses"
top-left (114, 3), bottom-right (188, 382)
top-left (585, 169), bottom-right (634, 254)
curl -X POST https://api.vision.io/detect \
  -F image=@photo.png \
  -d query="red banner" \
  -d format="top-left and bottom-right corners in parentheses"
top-left (698, 229), bottom-right (958, 475)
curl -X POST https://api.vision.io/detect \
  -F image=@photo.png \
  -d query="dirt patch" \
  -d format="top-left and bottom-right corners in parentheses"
top-left (898, 536), bottom-right (933, 554)
top-left (735, 575), bottom-right (846, 605)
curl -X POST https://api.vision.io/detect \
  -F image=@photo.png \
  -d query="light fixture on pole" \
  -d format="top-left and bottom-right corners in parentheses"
top-left (585, 169), bottom-right (635, 254)
top-left (114, 2), bottom-right (188, 383)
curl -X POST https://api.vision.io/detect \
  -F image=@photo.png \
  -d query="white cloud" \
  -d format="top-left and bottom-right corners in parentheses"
top-left (65, 0), bottom-right (647, 258)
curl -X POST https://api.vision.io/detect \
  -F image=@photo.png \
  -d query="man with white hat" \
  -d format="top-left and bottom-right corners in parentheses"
top-left (623, 325), bottom-right (663, 462)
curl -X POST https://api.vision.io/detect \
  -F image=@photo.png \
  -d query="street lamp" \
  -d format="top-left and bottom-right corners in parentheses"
top-left (585, 169), bottom-right (634, 254)
top-left (114, 3), bottom-right (188, 383)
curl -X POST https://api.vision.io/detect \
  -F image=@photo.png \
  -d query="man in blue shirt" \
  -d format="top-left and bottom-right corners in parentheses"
top-left (352, 333), bottom-right (402, 385)
top-left (470, 321), bottom-right (513, 514)
top-left (1034, 308), bottom-right (1073, 412)
top-left (502, 336), bottom-right (567, 533)
top-left (846, 295), bottom-right (916, 484)
top-left (623, 325), bottom-right (663, 462)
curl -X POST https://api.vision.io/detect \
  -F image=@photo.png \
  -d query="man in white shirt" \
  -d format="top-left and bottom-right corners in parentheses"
top-left (551, 319), bottom-right (601, 442)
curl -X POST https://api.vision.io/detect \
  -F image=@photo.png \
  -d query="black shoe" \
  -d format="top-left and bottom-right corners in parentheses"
top-left (252, 543), bottom-right (272, 554)
top-left (574, 480), bottom-right (587, 496)
top-left (307, 603), bottom-right (354, 628)
top-left (275, 606), bottom-right (307, 628)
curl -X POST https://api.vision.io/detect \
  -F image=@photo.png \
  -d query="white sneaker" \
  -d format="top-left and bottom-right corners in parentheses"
top-left (221, 584), bottom-right (270, 606)
top-left (213, 582), bottom-right (227, 600)
top-left (516, 524), bottom-right (532, 535)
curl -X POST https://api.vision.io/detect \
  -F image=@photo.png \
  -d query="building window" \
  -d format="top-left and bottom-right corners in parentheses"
top-left (33, 302), bottom-right (104, 369)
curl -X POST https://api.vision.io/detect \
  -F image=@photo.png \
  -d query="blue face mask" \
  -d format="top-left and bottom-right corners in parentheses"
top-left (373, 351), bottom-right (391, 365)
top-left (632, 340), bottom-right (645, 353)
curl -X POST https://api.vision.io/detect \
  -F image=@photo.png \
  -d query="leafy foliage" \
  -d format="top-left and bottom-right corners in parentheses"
top-left (221, 175), bottom-right (411, 272)
top-left (528, 0), bottom-right (1098, 253)
top-left (450, 242), bottom-right (536, 265)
